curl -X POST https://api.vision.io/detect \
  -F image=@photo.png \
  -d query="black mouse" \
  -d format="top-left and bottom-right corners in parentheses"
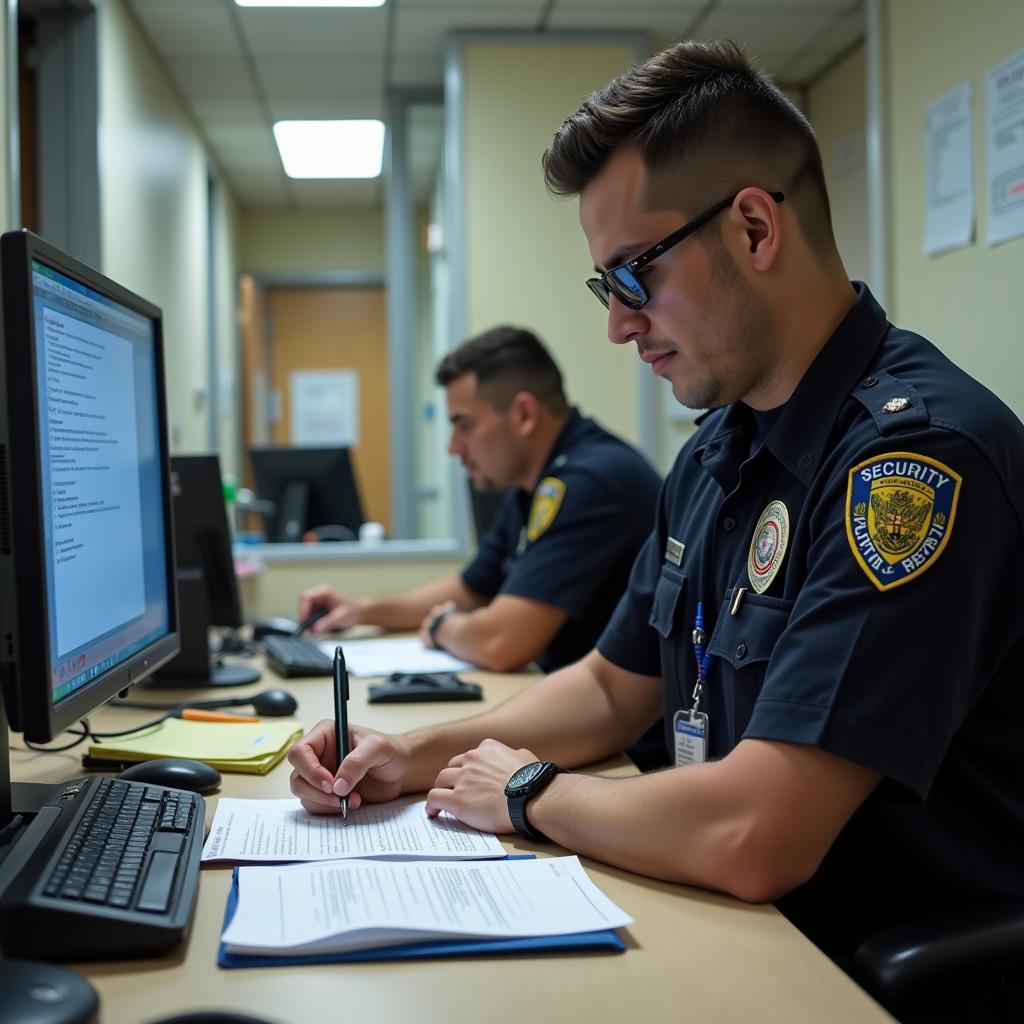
top-left (117, 758), bottom-right (221, 794)
top-left (250, 615), bottom-right (300, 640)
top-left (146, 1015), bottom-right (279, 1024)
top-left (249, 688), bottom-right (298, 716)
top-left (0, 960), bottom-right (99, 1024)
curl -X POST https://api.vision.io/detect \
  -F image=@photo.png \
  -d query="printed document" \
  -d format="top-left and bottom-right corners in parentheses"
top-left (221, 855), bottom-right (633, 956)
top-left (319, 635), bottom-right (474, 676)
top-left (202, 796), bottom-right (505, 863)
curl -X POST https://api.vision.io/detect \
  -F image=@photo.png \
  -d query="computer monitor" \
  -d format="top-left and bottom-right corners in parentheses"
top-left (0, 230), bottom-right (179, 781)
top-left (146, 454), bottom-right (260, 688)
top-left (248, 446), bottom-right (364, 543)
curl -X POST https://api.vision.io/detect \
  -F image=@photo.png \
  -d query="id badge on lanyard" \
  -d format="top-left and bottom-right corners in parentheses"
top-left (676, 600), bottom-right (711, 766)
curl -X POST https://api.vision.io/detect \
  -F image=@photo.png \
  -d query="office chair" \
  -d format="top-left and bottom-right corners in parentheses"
top-left (852, 899), bottom-right (1024, 1022)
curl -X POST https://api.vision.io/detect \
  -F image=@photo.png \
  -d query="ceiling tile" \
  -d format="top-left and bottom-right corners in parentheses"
top-left (191, 97), bottom-right (265, 125)
top-left (255, 59), bottom-right (382, 100)
top-left (692, 9), bottom-right (837, 52)
top-left (547, 7), bottom-right (705, 35)
top-left (389, 55), bottom-right (445, 87)
top-left (266, 95), bottom-right (385, 121)
top-left (203, 123), bottom-right (271, 149)
top-left (810, 9), bottom-right (864, 55)
top-left (393, 8), bottom-right (540, 60)
top-left (165, 60), bottom-right (258, 101)
top-left (715, 0), bottom-right (854, 9)
top-left (291, 179), bottom-right (382, 207)
top-left (131, 5), bottom-right (241, 60)
top-left (235, 7), bottom-right (389, 59)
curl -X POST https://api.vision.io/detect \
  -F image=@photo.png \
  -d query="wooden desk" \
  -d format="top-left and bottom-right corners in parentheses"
top-left (9, 661), bottom-right (892, 1024)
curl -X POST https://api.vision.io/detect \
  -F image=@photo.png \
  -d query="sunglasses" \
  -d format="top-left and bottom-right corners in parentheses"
top-left (586, 191), bottom-right (785, 310)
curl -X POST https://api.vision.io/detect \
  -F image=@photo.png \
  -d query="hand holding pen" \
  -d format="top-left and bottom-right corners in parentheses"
top-left (333, 645), bottom-right (350, 822)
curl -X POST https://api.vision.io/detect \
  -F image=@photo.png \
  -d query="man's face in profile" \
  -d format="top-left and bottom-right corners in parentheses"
top-left (445, 373), bottom-right (522, 491)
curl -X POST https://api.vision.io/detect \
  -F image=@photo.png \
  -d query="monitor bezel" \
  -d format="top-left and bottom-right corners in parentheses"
top-left (0, 230), bottom-right (180, 742)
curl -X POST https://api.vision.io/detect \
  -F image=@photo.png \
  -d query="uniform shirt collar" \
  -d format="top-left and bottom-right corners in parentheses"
top-left (695, 282), bottom-right (890, 487)
top-left (539, 406), bottom-right (584, 479)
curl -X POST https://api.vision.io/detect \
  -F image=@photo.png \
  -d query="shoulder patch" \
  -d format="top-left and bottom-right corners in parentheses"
top-left (527, 477), bottom-right (566, 542)
top-left (845, 452), bottom-right (961, 591)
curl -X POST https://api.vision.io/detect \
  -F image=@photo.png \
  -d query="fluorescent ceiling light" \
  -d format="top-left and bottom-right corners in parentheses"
top-left (273, 120), bottom-right (385, 179)
top-left (237, 1), bottom-right (384, 7)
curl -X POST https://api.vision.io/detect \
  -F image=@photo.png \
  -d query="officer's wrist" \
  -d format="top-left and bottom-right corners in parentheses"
top-left (427, 607), bottom-right (455, 649)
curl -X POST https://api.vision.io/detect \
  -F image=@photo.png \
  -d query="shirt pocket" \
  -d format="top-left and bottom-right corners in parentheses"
top-left (707, 592), bottom-right (794, 669)
top-left (648, 565), bottom-right (687, 639)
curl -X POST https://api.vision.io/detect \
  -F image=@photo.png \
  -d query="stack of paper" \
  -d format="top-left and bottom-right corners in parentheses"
top-left (87, 717), bottom-right (302, 775)
top-left (221, 855), bottom-right (633, 958)
top-left (319, 636), bottom-right (474, 676)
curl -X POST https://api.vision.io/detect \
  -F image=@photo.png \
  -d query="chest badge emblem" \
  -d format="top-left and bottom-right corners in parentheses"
top-left (747, 500), bottom-right (790, 594)
top-left (527, 476), bottom-right (566, 542)
top-left (845, 451), bottom-right (961, 590)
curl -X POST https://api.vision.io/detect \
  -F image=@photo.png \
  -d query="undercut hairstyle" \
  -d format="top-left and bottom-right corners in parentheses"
top-left (542, 40), bottom-right (837, 259)
top-left (435, 326), bottom-right (569, 415)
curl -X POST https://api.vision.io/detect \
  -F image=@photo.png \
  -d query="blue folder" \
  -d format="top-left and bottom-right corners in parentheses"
top-left (217, 856), bottom-right (626, 968)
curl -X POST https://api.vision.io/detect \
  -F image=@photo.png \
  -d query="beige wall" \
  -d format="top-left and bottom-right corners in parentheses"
top-left (99, 0), bottom-right (235, 457)
top-left (461, 39), bottom-right (643, 447)
top-left (808, 45), bottom-right (870, 284)
top-left (239, 208), bottom-right (384, 275)
top-left (886, 0), bottom-right (1024, 418)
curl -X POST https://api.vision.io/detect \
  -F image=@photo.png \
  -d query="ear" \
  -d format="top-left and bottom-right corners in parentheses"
top-left (508, 391), bottom-right (542, 438)
top-left (726, 187), bottom-right (783, 272)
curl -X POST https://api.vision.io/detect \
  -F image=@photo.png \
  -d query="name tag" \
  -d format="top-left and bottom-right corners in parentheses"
top-left (673, 709), bottom-right (707, 766)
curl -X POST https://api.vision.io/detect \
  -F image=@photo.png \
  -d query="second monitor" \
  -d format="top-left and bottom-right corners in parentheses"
top-left (249, 446), bottom-right (364, 543)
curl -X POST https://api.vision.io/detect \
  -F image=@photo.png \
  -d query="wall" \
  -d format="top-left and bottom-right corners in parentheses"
top-left (460, 38), bottom-right (644, 448)
top-left (239, 208), bottom-right (384, 275)
top-left (808, 45), bottom-right (870, 283)
top-left (886, 0), bottom-right (1024, 418)
top-left (98, 0), bottom-right (222, 455)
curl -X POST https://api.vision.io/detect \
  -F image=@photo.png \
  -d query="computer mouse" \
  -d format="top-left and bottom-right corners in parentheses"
top-left (250, 615), bottom-right (300, 640)
top-left (146, 1014), bottom-right (279, 1024)
top-left (117, 758), bottom-right (222, 794)
top-left (250, 688), bottom-right (298, 716)
top-left (0, 960), bottom-right (99, 1024)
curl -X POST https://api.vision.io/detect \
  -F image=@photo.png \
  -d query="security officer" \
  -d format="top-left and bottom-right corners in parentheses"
top-left (300, 324), bottom-right (663, 688)
top-left (288, 41), bottom-right (1024, 1018)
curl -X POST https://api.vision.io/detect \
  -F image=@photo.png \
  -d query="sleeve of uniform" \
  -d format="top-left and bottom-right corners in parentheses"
top-left (496, 462), bottom-right (648, 618)
top-left (743, 428), bottom-right (1024, 799)
top-left (460, 492), bottom-right (518, 601)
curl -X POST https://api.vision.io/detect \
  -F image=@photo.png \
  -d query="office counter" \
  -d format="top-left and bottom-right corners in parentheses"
top-left (9, 662), bottom-right (892, 1024)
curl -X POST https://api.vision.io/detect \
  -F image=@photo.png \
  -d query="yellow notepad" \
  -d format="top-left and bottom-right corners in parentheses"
top-left (88, 717), bottom-right (303, 775)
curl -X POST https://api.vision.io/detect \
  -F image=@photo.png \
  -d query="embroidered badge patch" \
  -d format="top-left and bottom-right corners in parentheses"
top-left (527, 477), bottom-right (566, 542)
top-left (845, 452), bottom-right (961, 591)
top-left (747, 500), bottom-right (790, 594)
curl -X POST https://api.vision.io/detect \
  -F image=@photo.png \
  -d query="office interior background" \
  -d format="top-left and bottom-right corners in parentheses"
top-left (1, 0), bottom-right (1021, 616)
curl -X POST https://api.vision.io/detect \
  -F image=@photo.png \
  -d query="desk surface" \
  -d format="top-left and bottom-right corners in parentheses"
top-left (10, 658), bottom-right (892, 1024)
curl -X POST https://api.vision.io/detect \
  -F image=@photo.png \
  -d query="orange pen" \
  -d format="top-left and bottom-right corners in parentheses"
top-left (180, 708), bottom-right (260, 724)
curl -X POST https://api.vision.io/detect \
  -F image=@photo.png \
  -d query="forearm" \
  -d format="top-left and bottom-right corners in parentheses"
top-left (360, 574), bottom-right (481, 630)
top-left (401, 653), bottom-right (659, 791)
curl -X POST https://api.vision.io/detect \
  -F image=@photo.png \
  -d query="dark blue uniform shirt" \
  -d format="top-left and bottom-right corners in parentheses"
top-left (461, 408), bottom-right (662, 674)
top-left (598, 284), bottom-right (1024, 955)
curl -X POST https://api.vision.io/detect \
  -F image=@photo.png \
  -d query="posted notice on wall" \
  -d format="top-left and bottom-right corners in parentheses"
top-left (290, 369), bottom-right (359, 446)
top-left (923, 82), bottom-right (974, 256)
top-left (986, 50), bottom-right (1024, 246)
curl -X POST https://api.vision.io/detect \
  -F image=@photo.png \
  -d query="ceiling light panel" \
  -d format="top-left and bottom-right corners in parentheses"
top-left (273, 119), bottom-right (385, 178)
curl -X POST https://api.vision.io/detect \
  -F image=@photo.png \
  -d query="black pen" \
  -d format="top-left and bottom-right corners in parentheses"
top-left (333, 645), bottom-right (350, 822)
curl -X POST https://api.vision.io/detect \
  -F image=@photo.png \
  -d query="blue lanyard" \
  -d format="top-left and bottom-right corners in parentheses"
top-left (690, 601), bottom-right (712, 713)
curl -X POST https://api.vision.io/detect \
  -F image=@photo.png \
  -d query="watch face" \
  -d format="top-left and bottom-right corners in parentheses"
top-left (509, 761), bottom-right (546, 789)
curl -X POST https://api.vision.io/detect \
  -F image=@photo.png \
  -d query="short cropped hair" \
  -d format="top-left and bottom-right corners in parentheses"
top-left (542, 40), bottom-right (837, 258)
top-left (435, 326), bottom-right (569, 415)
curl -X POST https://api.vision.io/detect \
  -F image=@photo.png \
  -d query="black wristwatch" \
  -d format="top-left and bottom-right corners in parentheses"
top-left (505, 761), bottom-right (565, 842)
top-left (427, 607), bottom-right (454, 649)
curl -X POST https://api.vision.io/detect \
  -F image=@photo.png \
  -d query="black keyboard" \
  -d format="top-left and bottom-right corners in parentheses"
top-left (0, 775), bottom-right (203, 961)
top-left (263, 634), bottom-right (334, 677)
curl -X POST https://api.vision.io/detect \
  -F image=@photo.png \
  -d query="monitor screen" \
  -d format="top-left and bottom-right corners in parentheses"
top-left (170, 454), bottom-right (242, 629)
top-left (249, 446), bottom-right (364, 543)
top-left (0, 231), bottom-right (178, 741)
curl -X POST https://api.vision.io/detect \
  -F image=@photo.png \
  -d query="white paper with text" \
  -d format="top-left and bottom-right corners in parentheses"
top-left (202, 797), bottom-right (505, 863)
top-left (221, 855), bottom-right (632, 955)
